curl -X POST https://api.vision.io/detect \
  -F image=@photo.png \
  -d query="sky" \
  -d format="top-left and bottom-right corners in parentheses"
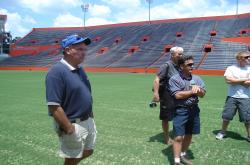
top-left (0, 0), bottom-right (249, 38)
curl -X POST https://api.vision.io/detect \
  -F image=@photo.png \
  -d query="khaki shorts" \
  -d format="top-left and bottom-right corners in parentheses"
top-left (54, 118), bottom-right (97, 158)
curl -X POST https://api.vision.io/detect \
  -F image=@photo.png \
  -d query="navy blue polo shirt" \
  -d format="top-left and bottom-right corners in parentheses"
top-left (169, 73), bottom-right (205, 107)
top-left (46, 61), bottom-right (92, 120)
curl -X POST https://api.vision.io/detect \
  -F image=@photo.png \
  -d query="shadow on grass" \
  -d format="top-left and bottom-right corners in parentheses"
top-left (148, 132), bottom-right (165, 144)
top-left (148, 130), bottom-right (174, 144)
top-left (162, 146), bottom-right (174, 164)
top-left (212, 130), bottom-right (246, 141)
top-left (162, 146), bottom-right (194, 165)
top-left (149, 132), bottom-right (195, 165)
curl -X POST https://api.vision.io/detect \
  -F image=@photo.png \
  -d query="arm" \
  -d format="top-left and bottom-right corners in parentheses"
top-left (175, 85), bottom-right (205, 99)
top-left (195, 86), bottom-right (206, 98)
top-left (175, 90), bottom-right (193, 99)
top-left (48, 105), bottom-right (75, 135)
top-left (242, 80), bottom-right (250, 86)
top-left (152, 76), bottom-right (160, 102)
top-left (225, 76), bottom-right (249, 85)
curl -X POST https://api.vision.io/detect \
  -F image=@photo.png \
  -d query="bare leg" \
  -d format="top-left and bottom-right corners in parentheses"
top-left (64, 158), bottom-right (78, 165)
top-left (64, 150), bottom-right (93, 165)
top-left (245, 123), bottom-right (250, 136)
top-left (173, 136), bottom-right (183, 160)
top-left (181, 134), bottom-right (192, 153)
top-left (221, 120), bottom-right (230, 133)
top-left (162, 120), bottom-right (172, 144)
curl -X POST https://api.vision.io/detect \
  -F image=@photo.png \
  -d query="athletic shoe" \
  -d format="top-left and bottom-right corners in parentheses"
top-left (180, 156), bottom-right (193, 165)
top-left (215, 132), bottom-right (226, 140)
top-left (246, 136), bottom-right (250, 142)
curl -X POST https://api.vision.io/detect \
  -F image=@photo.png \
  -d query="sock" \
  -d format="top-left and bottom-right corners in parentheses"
top-left (181, 152), bottom-right (186, 157)
top-left (174, 158), bottom-right (180, 163)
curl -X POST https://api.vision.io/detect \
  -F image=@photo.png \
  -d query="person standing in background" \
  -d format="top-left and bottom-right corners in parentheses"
top-left (152, 46), bottom-right (183, 144)
top-left (216, 51), bottom-right (250, 142)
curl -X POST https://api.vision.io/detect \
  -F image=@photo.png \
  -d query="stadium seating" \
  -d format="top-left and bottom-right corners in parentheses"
top-left (0, 13), bottom-right (249, 71)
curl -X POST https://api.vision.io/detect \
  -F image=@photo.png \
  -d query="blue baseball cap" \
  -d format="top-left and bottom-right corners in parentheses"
top-left (61, 34), bottom-right (91, 49)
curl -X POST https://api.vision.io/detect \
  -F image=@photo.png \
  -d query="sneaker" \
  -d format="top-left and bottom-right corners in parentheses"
top-left (180, 156), bottom-right (193, 165)
top-left (215, 132), bottom-right (226, 140)
top-left (246, 136), bottom-right (250, 142)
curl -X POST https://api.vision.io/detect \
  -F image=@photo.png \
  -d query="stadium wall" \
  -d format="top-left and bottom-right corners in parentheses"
top-left (221, 36), bottom-right (250, 44)
top-left (10, 44), bottom-right (60, 56)
top-left (0, 66), bottom-right (225, 75)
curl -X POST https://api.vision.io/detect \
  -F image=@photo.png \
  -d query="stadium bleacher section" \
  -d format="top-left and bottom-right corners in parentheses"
top-left (0, 13), bottom-right (249, 73)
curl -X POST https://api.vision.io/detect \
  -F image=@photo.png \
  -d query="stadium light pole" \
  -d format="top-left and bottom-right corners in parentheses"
top-left (146, 0), bottom-right (153, 24)
top-left (236, 0), bottom-right (238, 15)
top-left (81, 3), bottom-right (89, 29)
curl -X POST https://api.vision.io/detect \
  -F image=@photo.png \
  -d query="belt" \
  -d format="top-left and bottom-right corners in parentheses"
top-left (176, 104), bottom-right (198, 110)
top-left (70, 114), bottom-right (91, 123)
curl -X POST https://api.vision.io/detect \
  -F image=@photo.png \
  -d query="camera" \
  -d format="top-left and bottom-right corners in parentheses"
top-left (149, 101), bottom-right (157, 108)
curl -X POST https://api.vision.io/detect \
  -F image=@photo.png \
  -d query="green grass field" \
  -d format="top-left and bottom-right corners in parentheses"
top-left (0, 71), bottom-right (249, 165)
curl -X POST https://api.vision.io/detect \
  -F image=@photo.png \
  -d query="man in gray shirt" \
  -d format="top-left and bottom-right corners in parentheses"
top-left (169, 55), bottom-right (206, 165)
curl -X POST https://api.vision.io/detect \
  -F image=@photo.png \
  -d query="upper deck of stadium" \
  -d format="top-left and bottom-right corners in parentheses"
top-left (0, 13), bottom-right (249, 73)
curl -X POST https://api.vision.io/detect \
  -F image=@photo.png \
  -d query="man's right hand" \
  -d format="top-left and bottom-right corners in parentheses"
top-left (48, 105), bottom-right (76, 136)
top-left (152, 93), bottom-right (160, 102)
top-left (243, 79), bottom-right (250, 86)
top-left (65, 124), bottom-right (75, 135)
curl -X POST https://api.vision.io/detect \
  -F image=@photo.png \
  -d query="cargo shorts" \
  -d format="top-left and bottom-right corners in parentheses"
top-left (54, 117), bottom-right (97, 158)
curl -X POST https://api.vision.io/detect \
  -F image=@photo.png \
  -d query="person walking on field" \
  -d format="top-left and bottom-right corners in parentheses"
top-left (216, 51), bottom-right (250, 142)
top-left (152, 46), bottom-right (183, 144)
top-left (45, 34), bottom-right (97, 165)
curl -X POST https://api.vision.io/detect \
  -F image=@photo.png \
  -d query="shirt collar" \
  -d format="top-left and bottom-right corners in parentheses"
top-left (60, 58), bottom-right (77, 71)
top-left (179, 72), bottom-right (192, 81)
top-left (170, 60), bottom-right (180, 71)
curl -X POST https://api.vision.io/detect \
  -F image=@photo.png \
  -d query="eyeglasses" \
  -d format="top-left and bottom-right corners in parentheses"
top-left (186, 63), bottom-right (194, 67)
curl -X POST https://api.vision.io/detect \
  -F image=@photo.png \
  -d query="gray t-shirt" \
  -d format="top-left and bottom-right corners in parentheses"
top-left (169, 73), bottom-right (206, 106)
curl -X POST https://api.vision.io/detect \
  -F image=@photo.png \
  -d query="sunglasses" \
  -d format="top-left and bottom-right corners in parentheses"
top-left (186, 63), bottom-right (194, 67)
top-left (243, 56), bottom-right (250, 59)
top-left (238, 56), bottom-right (250, 61)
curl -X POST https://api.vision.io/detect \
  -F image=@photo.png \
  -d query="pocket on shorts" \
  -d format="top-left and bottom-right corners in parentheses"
top-left (61, 124), bottom-right (82, 150)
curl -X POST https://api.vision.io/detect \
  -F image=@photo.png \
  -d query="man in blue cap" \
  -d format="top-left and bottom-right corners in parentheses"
top-left (46, 34), bottom-right (96, 165)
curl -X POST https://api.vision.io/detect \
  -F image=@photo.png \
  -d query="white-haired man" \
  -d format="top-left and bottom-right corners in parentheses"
top-left (152, 46), bottom-right (183, 144)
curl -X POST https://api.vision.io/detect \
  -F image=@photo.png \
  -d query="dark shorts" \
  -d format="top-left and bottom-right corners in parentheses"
top-left (159, 90), bottom-right (175, 121)
top-left (173, 105), bottom-right (200, 136)
top-left (222, 96), bottom-right (250, 123)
